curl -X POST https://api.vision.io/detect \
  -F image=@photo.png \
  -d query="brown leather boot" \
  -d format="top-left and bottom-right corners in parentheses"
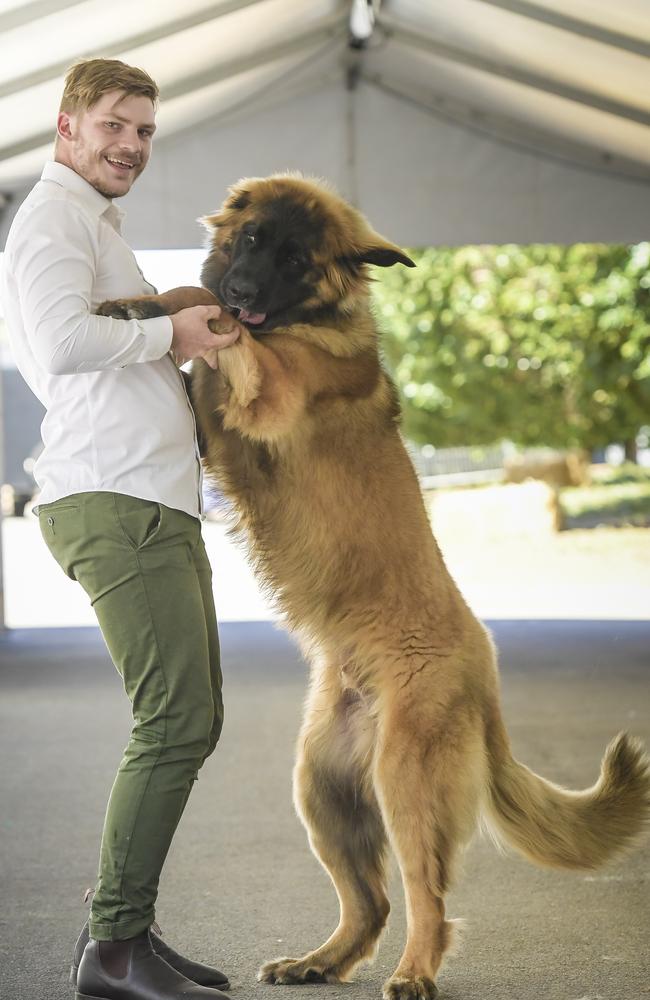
top-left (71, 920), bottom-right (229, 990)
top-left (76, 929), bottom-right (230, 1000)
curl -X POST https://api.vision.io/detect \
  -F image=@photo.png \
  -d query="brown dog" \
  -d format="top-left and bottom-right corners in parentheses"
top-left (99, 174), bottom-right (650, 1000)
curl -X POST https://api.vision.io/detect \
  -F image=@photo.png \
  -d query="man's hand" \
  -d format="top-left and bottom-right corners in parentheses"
top-left (170, 305), bottom-right (241, 369)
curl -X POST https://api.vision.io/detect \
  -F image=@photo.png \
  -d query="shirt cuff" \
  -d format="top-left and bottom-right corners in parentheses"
top-left (139, 315), bottom-right (174, 361)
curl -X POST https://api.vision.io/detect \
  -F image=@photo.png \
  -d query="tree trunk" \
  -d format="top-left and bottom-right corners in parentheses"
top-left (624, 438), bottom-right (638, 463)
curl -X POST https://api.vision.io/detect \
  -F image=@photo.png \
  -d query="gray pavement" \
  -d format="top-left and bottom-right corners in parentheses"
top-left (0, 620), bottom-right (649, 1000)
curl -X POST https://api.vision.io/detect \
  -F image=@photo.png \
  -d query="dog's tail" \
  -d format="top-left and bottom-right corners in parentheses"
top-left (483, 724), bottom-right (650, 870)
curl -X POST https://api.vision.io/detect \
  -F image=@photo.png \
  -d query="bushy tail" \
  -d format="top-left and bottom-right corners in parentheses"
top-left (484, 731), bottom-right (650, 870)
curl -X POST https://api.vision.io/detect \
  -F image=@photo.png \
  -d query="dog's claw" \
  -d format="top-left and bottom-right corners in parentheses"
top-left (96, 298), bottom-right (166, 320)
top-left (96, 299), bottom-right (134, 319)
top-left (258, 957), bottom-right (335, 985)
top-left (257, 958), bottom-right (295, 984)
top-left (383, 975), bottom-right (438, 1000)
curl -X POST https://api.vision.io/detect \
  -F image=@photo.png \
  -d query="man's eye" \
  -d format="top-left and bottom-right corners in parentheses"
top-left (105, 122), bottom-right (119, 128)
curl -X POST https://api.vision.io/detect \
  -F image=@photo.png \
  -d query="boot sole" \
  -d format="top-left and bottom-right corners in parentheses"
top-left (71, 964), bottom-right (230, 992)
top-left (76, 991), bottom-right (230, 999)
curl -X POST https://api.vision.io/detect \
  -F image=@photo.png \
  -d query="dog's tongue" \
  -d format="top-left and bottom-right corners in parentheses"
top-left (237, 308), bottom-right (266, 325)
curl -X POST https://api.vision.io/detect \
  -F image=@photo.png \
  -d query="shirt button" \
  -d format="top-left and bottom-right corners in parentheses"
top-left (47, 517), bottom-right (54, 525)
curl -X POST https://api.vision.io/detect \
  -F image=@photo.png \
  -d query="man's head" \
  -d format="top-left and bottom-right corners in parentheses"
top-left (55, 58), bottom-right (159, 199)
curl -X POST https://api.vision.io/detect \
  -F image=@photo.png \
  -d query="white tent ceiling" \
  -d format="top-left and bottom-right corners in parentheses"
top-left (1, 0), bottom-right (649, 247)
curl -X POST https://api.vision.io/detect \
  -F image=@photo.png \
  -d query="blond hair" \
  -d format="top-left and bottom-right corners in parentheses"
top-left (59, 58), bottom-right (159, 114)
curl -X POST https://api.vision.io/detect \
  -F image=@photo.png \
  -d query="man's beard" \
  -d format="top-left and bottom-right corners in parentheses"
top-left (93, 162), bottom-right (142, 199)
top-left (94, 180), bottom-right (130, 199)
top-left (74, 143), bottom-right (141, 199)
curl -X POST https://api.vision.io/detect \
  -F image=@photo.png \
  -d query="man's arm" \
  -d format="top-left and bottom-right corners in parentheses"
top-left (9, 198), bottom-right (172, 375)
top-left (96, 288), bottom-right (243, 370)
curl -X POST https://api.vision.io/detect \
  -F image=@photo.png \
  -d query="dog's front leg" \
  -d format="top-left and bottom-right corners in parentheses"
top-left (210, 331), bottom-right (307, 442)
top-left (96, 285), bottom-right (220, 321)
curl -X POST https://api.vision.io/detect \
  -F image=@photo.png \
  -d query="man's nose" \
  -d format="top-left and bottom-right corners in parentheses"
top-left (119, 130), bottom-right (141, 153)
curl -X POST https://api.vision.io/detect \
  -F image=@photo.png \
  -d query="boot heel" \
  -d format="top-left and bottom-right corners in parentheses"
top-left (69, 963), bottom-right (79, 986)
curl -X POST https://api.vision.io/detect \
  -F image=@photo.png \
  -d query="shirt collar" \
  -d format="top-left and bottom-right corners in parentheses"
top-left (41, 161), bottom-right (127, 230)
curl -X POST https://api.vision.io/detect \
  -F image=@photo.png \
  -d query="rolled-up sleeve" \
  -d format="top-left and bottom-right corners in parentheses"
top-left (11, 199), bottom-right (173, 375)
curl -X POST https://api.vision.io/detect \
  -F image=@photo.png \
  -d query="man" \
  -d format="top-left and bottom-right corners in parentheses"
top-left (2, 58), bottom-right (239, 1000)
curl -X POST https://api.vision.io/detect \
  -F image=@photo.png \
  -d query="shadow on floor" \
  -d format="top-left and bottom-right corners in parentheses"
top-left (1, 620), bottom-right (648, 1000)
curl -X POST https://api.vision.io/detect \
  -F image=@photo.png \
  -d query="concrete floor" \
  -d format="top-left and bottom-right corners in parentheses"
top-left (0, 620), bottom-right (649, 1000)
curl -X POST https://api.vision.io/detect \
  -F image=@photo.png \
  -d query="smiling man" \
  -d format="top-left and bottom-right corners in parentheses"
top-left (58, 87), bottom-right (154, 195)
top-left (1, 59), bottom-right (239, 1000)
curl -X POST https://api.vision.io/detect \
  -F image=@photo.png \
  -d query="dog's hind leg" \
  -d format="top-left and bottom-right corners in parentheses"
top-left (259, 669), bottom-right (390, 985)
top-left (373, 686), bottom-right (487, 1000)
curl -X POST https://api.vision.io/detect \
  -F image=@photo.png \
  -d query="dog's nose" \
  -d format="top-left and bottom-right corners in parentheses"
top-left (224, 278), bottom-right (258, 308)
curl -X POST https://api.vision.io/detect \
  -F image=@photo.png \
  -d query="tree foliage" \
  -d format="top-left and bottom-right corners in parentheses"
top-left (371, 243), bottom-right (650, 450)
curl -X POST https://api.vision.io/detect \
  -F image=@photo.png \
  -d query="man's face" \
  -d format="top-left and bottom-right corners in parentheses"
top-left (56, 90), bottom-right (156, 199)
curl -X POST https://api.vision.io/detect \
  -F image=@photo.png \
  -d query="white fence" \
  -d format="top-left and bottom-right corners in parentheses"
top-left (407, 442), bottom-right (511, 488)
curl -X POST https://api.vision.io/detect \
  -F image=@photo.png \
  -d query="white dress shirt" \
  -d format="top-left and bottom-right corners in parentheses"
top-left (1, 161), bottom-right (203, 518)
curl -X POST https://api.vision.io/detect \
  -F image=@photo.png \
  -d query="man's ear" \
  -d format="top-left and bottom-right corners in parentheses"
top-left (356, 245), bottom-right (416, 268)
top-left (57, 112), bottom-right (74, 142)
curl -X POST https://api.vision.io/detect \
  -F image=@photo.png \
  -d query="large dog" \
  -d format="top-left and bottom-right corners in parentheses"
top-left (99, 175), bottom-right (650, 1000)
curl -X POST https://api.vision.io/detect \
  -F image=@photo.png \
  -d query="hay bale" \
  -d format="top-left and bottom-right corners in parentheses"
top-left (504, 449), bottom-right (590, 488)
top-left (428, 481), bottom-right (562, 540)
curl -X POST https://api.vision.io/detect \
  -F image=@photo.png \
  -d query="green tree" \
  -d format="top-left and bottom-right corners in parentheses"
top-left (371, 243), bottom-right (650, 453)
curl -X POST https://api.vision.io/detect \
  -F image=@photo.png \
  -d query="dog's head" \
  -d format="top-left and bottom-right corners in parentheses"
top-left (200, 173), bottom-right (415, 333)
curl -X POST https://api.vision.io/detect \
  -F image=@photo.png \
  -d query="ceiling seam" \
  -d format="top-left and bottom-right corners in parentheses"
top-left (0, 0), bottom-right (350, 101)
top-left (472, 0), bottom-right (650, 60)
top-left (363, 74), bottom-right (650, 189)
top-left (377, 16), bottom-right (650, 129)
top-left (0, 0), bottom-right (86, 33)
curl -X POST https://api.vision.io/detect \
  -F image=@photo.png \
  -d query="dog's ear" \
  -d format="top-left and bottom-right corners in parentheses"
top-left (354, 238), bottom-right (415, 269)
top-left (199, 182), bottom-right (255, 231)
top-left (199, 212), bottom-right (225, 231)
top-left (226, 187), bottom-right (252, 212)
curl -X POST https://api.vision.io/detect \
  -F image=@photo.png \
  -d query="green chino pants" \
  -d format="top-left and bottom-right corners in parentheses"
top-left (38, 492), bottom-right (223, 941)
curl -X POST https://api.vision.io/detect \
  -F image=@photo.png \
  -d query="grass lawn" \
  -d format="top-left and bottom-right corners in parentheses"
top-left (560, 464), bottom-right (650, 529)
top-left (437, 523), bottom-right (650, 620)
top-left (425, 465), bottom-right (650, 619)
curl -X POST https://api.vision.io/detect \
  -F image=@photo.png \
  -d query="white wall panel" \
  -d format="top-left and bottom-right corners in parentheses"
top-left (354, 84), bottom-right (650, 246)
top-left (118, 86), bottom-right (349, 249)
top-left (2, 83), bottom-right (648, 250)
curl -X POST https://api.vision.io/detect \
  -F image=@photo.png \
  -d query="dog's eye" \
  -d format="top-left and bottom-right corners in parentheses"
top-left (244, 233), bottom-right (256, 246)
top-left (285, 251), bottom-right (303, 267)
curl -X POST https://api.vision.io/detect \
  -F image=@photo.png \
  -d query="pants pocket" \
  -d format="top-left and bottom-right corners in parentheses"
top-left (113, 495), bottom-right (163, 551)
top-left (38, 502), bottom-right (83, 579)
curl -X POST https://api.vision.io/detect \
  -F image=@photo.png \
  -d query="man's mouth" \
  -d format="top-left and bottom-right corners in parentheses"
top-left (105, 156), bottom-right (137, 173)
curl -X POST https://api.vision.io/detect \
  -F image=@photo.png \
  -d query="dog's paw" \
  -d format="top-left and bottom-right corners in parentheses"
top-left (383, 975), bottom-right (438, 1000)
top-left (96, 298), bottom-right (165, 320)
top-left (257, 956), bottom-right (337, 985)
